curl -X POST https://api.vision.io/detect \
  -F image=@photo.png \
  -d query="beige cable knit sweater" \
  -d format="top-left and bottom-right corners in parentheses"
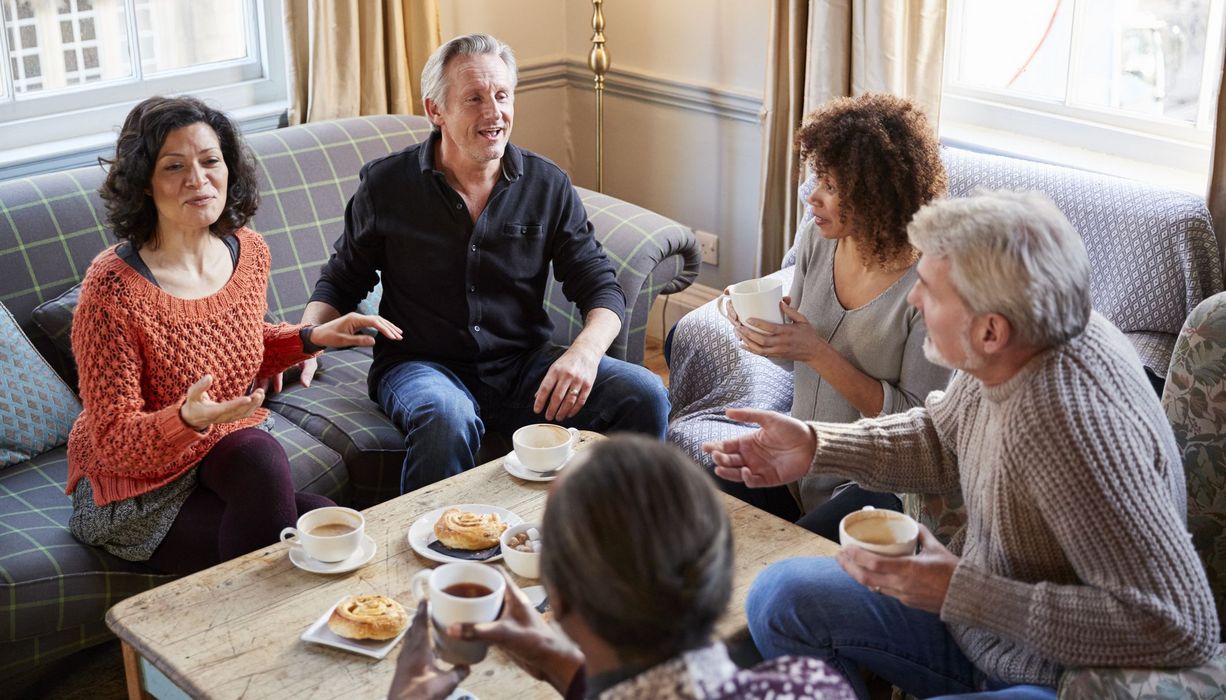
top-left (809, 313), bottom-right (1219, 687)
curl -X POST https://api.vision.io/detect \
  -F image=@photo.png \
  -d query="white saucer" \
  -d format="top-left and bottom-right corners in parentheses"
top-left (289, 533), bottom-right (377, 574)
top-left (407, 504), bottom-right (523, 564)
top-left (300, 595), bottom-right (407, 658)
top-left (502, 451), bottom-right (567, 482)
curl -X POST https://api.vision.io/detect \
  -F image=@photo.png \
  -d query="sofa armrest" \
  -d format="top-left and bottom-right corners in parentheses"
top-left (545, 188), bottom-right (700, 364)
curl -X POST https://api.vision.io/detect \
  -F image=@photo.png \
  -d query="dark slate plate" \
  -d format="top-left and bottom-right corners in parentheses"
top-left (426, 540), bottom-right (502, 561)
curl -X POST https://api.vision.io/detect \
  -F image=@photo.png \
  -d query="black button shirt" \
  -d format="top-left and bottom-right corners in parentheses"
top-left (310, 132), bottom-right (627, 396)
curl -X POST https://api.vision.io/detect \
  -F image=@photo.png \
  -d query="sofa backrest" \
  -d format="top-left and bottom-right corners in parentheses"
top-left (782, 146), bottom-right (1223, 375)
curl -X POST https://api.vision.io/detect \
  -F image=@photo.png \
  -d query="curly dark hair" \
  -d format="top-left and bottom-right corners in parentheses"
top-left (100, 96), bottom-right (259, 248)
top-left (796, 93), bottom-right (946, 268)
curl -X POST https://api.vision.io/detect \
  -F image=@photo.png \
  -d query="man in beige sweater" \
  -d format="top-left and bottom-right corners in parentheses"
top-left (706, 191), bottom-right (1219, 699)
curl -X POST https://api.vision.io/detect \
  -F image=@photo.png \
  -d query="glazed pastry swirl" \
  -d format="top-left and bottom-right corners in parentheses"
top-left (433, 508), bottom-right (507, 550)
top-left (327, 594), bottom-right (408, 640)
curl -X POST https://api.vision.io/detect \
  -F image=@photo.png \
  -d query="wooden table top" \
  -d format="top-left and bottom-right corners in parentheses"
top-left (106, 432), bottom-right (839, 699)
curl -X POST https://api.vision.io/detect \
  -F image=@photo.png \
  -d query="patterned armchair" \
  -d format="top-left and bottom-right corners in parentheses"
top-left (1059, 291), bottom-right (1226, 698)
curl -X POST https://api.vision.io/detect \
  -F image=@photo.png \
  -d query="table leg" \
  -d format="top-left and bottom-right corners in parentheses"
top-left (120, 640), bottom-right (151, 700)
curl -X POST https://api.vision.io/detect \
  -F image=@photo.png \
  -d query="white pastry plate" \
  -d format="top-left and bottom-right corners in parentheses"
top-left (501, 451), bottom-right (569, 482)
top-left (289, 533), bottom-right (377, 574)
top-left (300, 595), bottom-right (408, 659)
top-left (407, 504), bottom-right (523, 564)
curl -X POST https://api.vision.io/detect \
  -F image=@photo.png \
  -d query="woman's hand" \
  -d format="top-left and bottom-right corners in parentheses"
top-left (736, 298), bottom-right (829, 363)
top-left (389, 600), bottom-right (469, 700)
top-left (309, 312), bottom-right (403, 349)
top-left (179, 374), bottom-right (263, 431)
top-left (452, 570), bottom-right (584, 693)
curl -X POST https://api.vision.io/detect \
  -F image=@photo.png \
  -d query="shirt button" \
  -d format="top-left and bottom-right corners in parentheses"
top-left (469, 285), bottom-right (476, 292)
top-left (470, 244), bottom-right (477, 251)
top-left (473, 325), bottom-right (481, 332)
top-left (456, 203), bottom-right (463, 209)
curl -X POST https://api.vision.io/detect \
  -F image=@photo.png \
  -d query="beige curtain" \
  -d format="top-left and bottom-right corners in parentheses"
top-left (756, 0), bottom-right (948, 275)
top-left (1209, 46), bottom-right (1226, 281)
top-left (285, 0), bottom-right (441, 125)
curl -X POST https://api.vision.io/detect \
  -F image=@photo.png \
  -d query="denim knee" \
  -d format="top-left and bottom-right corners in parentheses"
top-left (747, 557), bottom-right (850, 659)
top-left (592, 359), bottom-right (670, 437)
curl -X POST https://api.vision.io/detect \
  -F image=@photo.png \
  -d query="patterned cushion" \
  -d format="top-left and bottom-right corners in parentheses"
top-left (28, 282), bottom-right (79, 368)
top-left (1058, 646), bottom-right (1226, 699)
top-left (0, 303), bottom-right (81, 469)
top-left (1163, 291), bottom-right (1226, 626)
top-left (264, 349), bottom-right (405, 509)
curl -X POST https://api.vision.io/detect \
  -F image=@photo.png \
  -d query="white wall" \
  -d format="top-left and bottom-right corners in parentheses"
top-left (440, 0), bottom-right (770, 290)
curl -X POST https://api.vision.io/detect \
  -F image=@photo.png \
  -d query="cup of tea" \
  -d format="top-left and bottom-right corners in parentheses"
top-left (717, 277), bottom-right (784, 332)
top-left (411, 562), bottom-right (506, 665)
top-left (512, 423), bottom-right (580, 473)
top-left (278, 506), bottom-right (365, 562)
top-left (838, 506), bottom-right (919, 557)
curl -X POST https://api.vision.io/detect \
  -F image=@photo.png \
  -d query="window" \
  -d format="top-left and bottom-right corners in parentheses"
top-left (941, 0), bottom-right (1225, 192)
top-left (0, 0), bottom-right (286, 180)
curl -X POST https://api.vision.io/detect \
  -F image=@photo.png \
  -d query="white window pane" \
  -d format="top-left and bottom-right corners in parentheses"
top-left (952, 0), bottom-right (1075, 101)
top-left (2, 0), bottom-right (132, 95)
top-left (1069, 0), bottom-right (1214, 123)
top-left (136, 0), bottom-right (248, 75)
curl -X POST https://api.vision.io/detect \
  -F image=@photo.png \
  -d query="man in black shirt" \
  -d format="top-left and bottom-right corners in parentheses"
top-left (300, 34), bottom-right (669, 494)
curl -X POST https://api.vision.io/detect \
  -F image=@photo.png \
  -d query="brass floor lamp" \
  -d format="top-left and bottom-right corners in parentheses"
top-left (589, 0), bottom-right (609, 192)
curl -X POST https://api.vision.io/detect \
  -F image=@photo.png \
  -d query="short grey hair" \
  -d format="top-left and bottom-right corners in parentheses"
top-left (540, 436), bottom-right (732, 666)
top-left (908, 190), bottom-right (1091, 349)
top-left (420, 33), bottom-right (517, 118)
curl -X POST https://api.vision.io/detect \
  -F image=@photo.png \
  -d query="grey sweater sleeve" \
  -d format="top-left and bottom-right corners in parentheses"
top-left (877, 311), bottom-right (953, 416)
top-left (941, 396), bottom-right (1219, 669)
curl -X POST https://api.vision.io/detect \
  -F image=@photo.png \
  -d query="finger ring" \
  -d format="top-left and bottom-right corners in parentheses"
top-left (873, 585), bottom-right (882, 594)
top-left (569, 389), bottom-right (580, 396)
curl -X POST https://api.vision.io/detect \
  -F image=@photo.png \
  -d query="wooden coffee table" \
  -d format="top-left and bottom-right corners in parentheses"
top-left (107, 432), bottom-right (839, 699)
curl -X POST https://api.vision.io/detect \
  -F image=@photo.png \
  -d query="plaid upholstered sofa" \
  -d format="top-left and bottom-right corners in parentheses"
top-left (0, 114), bottom-right (699, 679)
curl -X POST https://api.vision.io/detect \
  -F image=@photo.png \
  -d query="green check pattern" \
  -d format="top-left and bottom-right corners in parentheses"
top-left (0, 113), bottom-right (697, 677)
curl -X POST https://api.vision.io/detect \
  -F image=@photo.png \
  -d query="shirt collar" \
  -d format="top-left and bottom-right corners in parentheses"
top-left (418, 129), bottom-right (523, 183)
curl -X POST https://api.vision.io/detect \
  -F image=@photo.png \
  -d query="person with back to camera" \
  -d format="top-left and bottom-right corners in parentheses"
top-left (388, 436), bottom-right (856, 699)
top-left (717, 94), bottom-right (952, 539)
top-left (65, 95), bottom-right (401, 574)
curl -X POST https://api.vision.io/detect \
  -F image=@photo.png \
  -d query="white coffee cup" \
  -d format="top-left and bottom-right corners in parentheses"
top-left (278, 506), bottom-right (364, 563)
top-left (838, 506), bottom-right (919, 557)
top-left (512, 423), bottom-right (580, 473)
top-left (411, 562), bottom-right (506, 664)
top-left (718, 277), bottom-right (785, 331)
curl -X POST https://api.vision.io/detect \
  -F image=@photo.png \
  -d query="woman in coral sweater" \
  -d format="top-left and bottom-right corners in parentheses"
top-left (65, 96), bottom-right (401, 574)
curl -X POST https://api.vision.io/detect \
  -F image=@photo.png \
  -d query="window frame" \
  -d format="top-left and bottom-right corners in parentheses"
top-left (940, 0), bottom-right (1226, 187)
top-left (0, 0), bottom-right (287, 180)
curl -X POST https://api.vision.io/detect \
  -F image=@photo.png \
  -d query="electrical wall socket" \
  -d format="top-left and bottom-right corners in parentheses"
top-left (696, 230), bottom-right (719, 265)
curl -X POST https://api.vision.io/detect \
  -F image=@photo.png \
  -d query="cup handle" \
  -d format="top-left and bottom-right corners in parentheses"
top-left (411, 569), bottom-right (432, 602)
top-left (279, 527), bottom-right (301, 547)
top-left (716, 294), bottom-right (734, 322)
top-left (567, 427), bottom-right (580, 448)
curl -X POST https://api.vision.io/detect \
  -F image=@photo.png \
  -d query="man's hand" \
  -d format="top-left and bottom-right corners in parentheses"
top-left (737, 299), bottom-right (829, 363)
top-left (702, 407), bottom-right (817, 488)
top-left (836, 525), bottom-right (959, 614)
top-left (389, 600), bottom-right (469, 700)
top-left (179, 374), bottom-right (264, 431)
top-left (533, 344), bottom-right (601, 422)
top-left (452, 570), bottom-right (584, 693)
top-left (310, 312), bottom-right (402, 348)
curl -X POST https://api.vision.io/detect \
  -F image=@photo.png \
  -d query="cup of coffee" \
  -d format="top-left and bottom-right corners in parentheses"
top-left (838, 506), bottom-right (919, 557)
top-left (717, 277), bottom-right (785, 331)
top-left (512, 423), bottom-right (580, 473)
top-left (279, 506), bottom-right (364, 562)
top-left (411, 562), bottom-right (506, 665)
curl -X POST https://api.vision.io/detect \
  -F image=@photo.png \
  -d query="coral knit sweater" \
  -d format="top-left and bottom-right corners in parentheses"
top-left (66, 228), bottom-right (317, 506)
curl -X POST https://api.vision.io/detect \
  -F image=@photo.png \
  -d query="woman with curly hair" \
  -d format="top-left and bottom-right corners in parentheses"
top-left (65, 96), bottom-right (401, 574)
top-left (722, 93), bottom-right (952, 538)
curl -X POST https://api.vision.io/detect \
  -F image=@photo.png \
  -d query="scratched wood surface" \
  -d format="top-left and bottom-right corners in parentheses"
top-left (106, 432), bottom-right (838, 699)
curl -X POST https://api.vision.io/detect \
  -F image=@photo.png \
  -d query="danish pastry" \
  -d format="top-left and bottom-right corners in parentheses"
top-left (433, 508), bottom-right (507, 550)
top-left (326, 594), bottom-right (409, 641)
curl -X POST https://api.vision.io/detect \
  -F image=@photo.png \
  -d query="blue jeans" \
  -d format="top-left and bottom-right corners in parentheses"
top-left (377, 344), bottom-right (670, 493)
top-left (747, 557), bottom-right (1056, 700)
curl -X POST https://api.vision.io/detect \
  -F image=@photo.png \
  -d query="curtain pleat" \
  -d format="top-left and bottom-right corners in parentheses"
top-left (284, 0), bottom-right (440, 125)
